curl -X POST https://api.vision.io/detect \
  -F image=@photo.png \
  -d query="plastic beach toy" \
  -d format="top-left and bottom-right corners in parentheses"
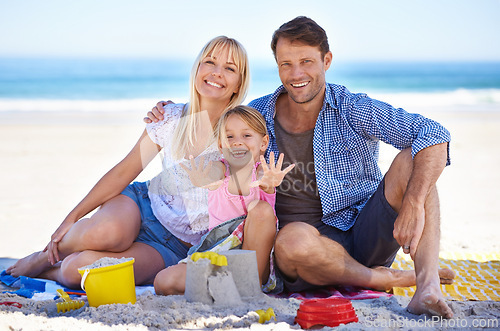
top-left (190, 252), bottom-right (228, 266)
top-left (78, 258), bottom-right (136, 307)
top-left (56, 289), bottom-right (85, 313)
top-left (295, 298), bottom-right (358, 329)
top-left (255, 307), bottom-right (276, 324)
top-left (0, 301), bottom-right (22, 308)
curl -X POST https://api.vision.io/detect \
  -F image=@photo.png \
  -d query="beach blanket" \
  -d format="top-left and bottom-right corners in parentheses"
top-left (271, 285), bottom-right (392, 301)
top-left (5, 252), bottom-right (497, 303)
top-left (391, 252), bottom-right (500, 301)
top-left (0, 270), bottom-right (154, 301)
top-left (1, 269), bottom-right (389, 303)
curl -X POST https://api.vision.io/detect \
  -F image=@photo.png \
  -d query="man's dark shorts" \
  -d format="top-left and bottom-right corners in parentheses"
top-left (278, 177), bottom-right (400, 292)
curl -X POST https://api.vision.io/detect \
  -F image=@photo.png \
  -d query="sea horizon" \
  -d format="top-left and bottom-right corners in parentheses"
top-left (1, 57), bottom-right (499, 113)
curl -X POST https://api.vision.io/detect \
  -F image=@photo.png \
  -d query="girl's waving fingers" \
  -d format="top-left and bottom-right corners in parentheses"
top-left (196, 156), bottom-right (205, 171)
top-left (179, 162), bottom-right (191, 173)
top-left (269, 151), bottom-right (276, 168)
top-left (189, 154), bottom-right (196, 168)
top-left (259, 155), bottom-right (270, 171)
top-left (202, 160), bottom-right (214, 176)
top-left (275, 152), bottom-right (285, 171)
top-left (180, 155), bottom-right (196, 173)
top-left (282, 162), bottom-right (296, 175)
top-left (180, 155), bottom-right (216, 188)
top-left (180, 157), bottom-right (196, 174)
top-left (250, 153), bottom-right (295, 190)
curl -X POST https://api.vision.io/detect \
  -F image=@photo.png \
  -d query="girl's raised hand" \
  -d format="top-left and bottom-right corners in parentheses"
top-left (250, 152), bottom-right (295, 192)
top-left (180, 155), bottom-right (223, 189)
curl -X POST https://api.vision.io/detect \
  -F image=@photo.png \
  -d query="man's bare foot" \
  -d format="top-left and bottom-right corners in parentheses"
top-left (407, 284), bottom-right (453, 318)
top-left (6, 251), bottom-right (51, 278)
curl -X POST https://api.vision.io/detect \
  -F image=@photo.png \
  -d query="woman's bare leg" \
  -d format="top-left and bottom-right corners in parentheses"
top-left (7, 195), bottom-right (141, 278)
top-left (42, 242), bottom-right (165, 289)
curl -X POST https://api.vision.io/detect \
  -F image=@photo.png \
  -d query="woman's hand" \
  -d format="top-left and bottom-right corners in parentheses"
top-left (143, 100), bottom-right (173, 123)
top-left (250, 152), bottom-right (295, 193)
top-left (43, 218), bottom-right (75, 265)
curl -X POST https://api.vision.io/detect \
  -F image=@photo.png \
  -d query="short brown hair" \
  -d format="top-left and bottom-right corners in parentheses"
top-left (271, 16), bottom-right (330, 59)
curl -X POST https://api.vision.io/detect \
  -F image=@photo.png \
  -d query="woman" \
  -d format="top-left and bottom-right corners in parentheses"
top-left (7, 36), bottom-right (250, 289)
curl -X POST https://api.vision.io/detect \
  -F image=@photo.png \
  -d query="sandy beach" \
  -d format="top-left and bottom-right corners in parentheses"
top-left (1, 107), bottom-right (499, 329)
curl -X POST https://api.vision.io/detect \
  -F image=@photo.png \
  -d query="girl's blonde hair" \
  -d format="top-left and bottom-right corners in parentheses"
top-left (216, 105), bottom-right (268, 148)
top-left (171, 36), bottom-right (250, 159)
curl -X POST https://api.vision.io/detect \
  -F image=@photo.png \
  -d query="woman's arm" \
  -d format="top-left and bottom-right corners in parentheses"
top-left (67, 129), bottom-right (159, 219)
top-left (48, 129), bottom-right (161, 259)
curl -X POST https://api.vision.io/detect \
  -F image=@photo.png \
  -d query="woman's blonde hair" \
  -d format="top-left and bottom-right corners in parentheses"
top-left (216, 105), bottom-right (268, 149)
top-left (171, 36), bottom-right (250, 159)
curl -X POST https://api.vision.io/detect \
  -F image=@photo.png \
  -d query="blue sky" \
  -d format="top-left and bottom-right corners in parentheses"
top-left (0, 0), bottom-right (499, 62)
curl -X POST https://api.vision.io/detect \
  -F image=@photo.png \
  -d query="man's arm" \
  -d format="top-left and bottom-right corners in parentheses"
top-left (393, 142), bottom-right (448, 258)
top-left (350, 94), bottom-right (451, 165)
top-left (348, 93), bottom-right (451, 257)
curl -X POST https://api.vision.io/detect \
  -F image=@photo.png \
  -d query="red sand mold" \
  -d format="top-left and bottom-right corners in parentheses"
top-left (295, 298), bottom-right (358, 329)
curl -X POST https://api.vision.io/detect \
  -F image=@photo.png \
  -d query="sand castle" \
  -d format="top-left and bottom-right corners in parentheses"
top-left (185, 250), bottom-right (264, 306)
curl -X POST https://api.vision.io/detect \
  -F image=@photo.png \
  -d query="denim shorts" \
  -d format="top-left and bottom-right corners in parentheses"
top-left (279, 176), bottom-right (400, 292)
top-left (121, 181), bottom-right (190, 267)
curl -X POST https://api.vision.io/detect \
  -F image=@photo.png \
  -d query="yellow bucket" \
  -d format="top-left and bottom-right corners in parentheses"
top-left (78, 258), bottom-right (136, 307)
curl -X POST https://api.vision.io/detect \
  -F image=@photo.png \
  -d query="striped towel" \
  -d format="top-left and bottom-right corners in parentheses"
top-left (271, 285), bottom-right (392, 301)
top-left (391, 252), bottom-right (500, 301)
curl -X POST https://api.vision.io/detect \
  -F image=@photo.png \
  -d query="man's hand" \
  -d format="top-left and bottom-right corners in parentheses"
top-left (393, 201), bottom-right (425, 259)
top-left (250, 152), bottom-right (295, 193)
top-left (143, 100), bottom-right (173, 123)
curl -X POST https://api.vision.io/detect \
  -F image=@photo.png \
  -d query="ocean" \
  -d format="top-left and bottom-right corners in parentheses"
top-left (0, 58), bottom-right (499, 112)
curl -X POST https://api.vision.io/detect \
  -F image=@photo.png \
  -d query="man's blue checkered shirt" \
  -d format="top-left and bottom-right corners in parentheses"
top-left (249, 83), bottom-right (451, 231)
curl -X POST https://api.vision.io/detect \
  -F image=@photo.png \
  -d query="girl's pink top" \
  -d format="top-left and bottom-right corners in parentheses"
top-left (208, 159), bottom-right (276, 230)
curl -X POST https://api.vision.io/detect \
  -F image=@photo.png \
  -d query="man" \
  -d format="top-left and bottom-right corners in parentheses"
top-left (147, 17), bottom-right (454, 318)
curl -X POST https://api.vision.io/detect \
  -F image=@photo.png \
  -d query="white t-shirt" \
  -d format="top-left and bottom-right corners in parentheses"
top-left (146, 103), bottom-right (221, 245)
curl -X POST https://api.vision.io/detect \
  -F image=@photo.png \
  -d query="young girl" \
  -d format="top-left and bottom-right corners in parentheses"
top-left (154, 105), bottom-right (294, 294)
